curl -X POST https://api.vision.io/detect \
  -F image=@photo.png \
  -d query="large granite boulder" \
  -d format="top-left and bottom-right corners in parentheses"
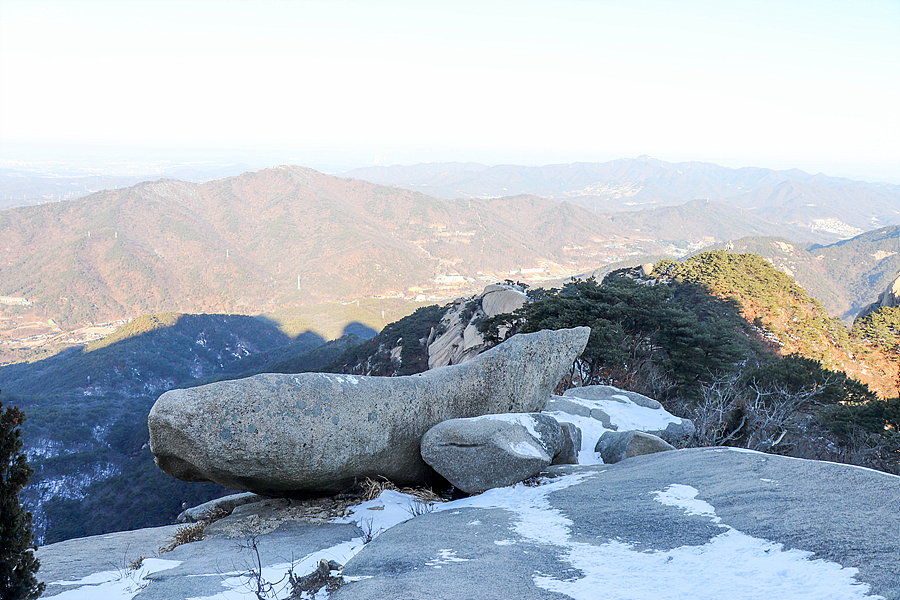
top-left (149, 327), bottom-right (590, 495)
top-left (595, 430), bottom-right (675, 464)
top-left (420, 413), bottom-right (564, 493)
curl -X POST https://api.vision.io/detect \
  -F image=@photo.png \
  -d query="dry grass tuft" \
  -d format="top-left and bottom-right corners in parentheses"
top-left (360, 476), bottom-right (443, 503)
top-left (202, 503), bottom-right (233, 524)
top-left (361, 476), bottom-right (397, 500)
top-left (159, 522), bottom-right (207, 553)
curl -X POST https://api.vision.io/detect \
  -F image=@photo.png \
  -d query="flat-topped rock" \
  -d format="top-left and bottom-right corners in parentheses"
top-left (333, 449), bottom-right (899, 599)
top-left (149, 327), bottom-right (590, 495)
top-left (177, 492), bottom-right (262, 523)
top-left (36, 450), bottom-right (899, 599)
top-left (564, 384), bottom-right (662, 409)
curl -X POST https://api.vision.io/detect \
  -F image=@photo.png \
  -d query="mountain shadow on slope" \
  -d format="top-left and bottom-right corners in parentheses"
top-left (0, 312), bottom-right (362, 543)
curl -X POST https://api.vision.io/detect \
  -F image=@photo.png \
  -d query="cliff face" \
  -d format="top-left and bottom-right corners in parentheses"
top-left (426, 284), bottom-right (528, 369)
top-left (859, 273), bottom-right (900, 317)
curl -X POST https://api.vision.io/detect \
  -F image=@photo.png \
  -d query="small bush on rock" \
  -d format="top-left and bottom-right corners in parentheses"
top-left (159, 521), bottom-right (206, 553)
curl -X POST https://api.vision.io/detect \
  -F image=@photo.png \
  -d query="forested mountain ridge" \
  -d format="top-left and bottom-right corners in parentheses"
top-left (3, 163), bottom-right (864, 356)
top-left (0, 166), bottom-right (637, 328)
top-left (653, 252), bottom-right (898, 399)
top-left (699, 226), bottom-right (900, 321)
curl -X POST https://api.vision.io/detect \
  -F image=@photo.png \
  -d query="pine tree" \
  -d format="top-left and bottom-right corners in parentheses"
top-left (0, 394), bottom-right (44, 600)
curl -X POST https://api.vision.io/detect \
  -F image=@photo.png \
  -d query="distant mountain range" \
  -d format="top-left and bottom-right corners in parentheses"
top-left (0, 163), bottom-right (254, 210)
top-left (344, 156), bottom-right (900, 232)
top-left (0, 166), bottom-right (631, 328)
top-left (1, 163), bottom-right (895, 344)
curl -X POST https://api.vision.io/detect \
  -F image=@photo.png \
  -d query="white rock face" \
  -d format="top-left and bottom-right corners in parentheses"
top-left (428, 283), bottom-right (529, 369)
top-left (877, 274), bottom-right (900, 309)
top-left (481, 285), bottom-right (529, 317)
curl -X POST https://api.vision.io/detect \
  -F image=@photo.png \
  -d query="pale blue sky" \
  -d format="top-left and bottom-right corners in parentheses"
top-left (1, 0), bottom-right (898, 180)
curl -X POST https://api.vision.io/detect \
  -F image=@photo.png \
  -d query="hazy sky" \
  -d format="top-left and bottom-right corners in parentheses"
top-left (1, 0), bottom-right (898, 180)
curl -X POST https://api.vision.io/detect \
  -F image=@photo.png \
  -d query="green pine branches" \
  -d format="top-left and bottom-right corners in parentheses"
top-left (0, 394), bottom-right (44, 600)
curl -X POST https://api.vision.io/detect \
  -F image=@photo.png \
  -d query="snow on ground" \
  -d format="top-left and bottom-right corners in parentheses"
top-left (586, 395), bottom-right (680, 431)
top-left (558, 390), bottom-right (684, 432)
top-left (544, 388), bottom-right (684, 464)
top-left (186, 539), bottom-right (362, 600)
top-left (430, 474), bottom-right (882, 599)
top-left (651, 483), bottom-right (721, 523)
top-left (532, 480), bottom-right (881, 600)
top-left (470, 413), bottom-right (544, 442)
top-left (45, 559), bottom-right (181, 600)
top-left (331, 489), bottom-right (428, 535)
top-left (44, 395), bottom-right (883, 600)
top-left (542, 411), bottom-right (608, 464)
top-left (181, 491), bottom-right (422, 600)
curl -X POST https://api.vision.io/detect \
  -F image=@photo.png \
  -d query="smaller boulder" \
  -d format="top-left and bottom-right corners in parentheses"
top-left (178, 492), bottom-right (263, 523)
top-left (551, 422), bottom-right (582, 465)
top-left (595, 430), bottom-right (675, 464)
top-left (421, 413), bottom-right (563, 494)
top-left (651, 419), bottom-right (696, 445)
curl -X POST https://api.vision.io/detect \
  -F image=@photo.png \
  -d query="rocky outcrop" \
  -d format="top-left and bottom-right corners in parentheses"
top-left (563, 385), bottom-right (662, 409)
top-left (651, 419), bottom-right (696, 444)
top-left (427, 283), bottom-right (529, 369)
top-left (149, 327), bottom-right (589, 495)
top-left (420, 413), bottom-right (565, 493)
top-left (595, 430), bottom-right (675, 464)
top-left (37, 449), bottom-right (899, 600)
top-left (544, 386), bottom-right (692, 460)
top-left (874, 273), bottom-right (900, 309)
top-left (857, 273), bottom-right (900, 319)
